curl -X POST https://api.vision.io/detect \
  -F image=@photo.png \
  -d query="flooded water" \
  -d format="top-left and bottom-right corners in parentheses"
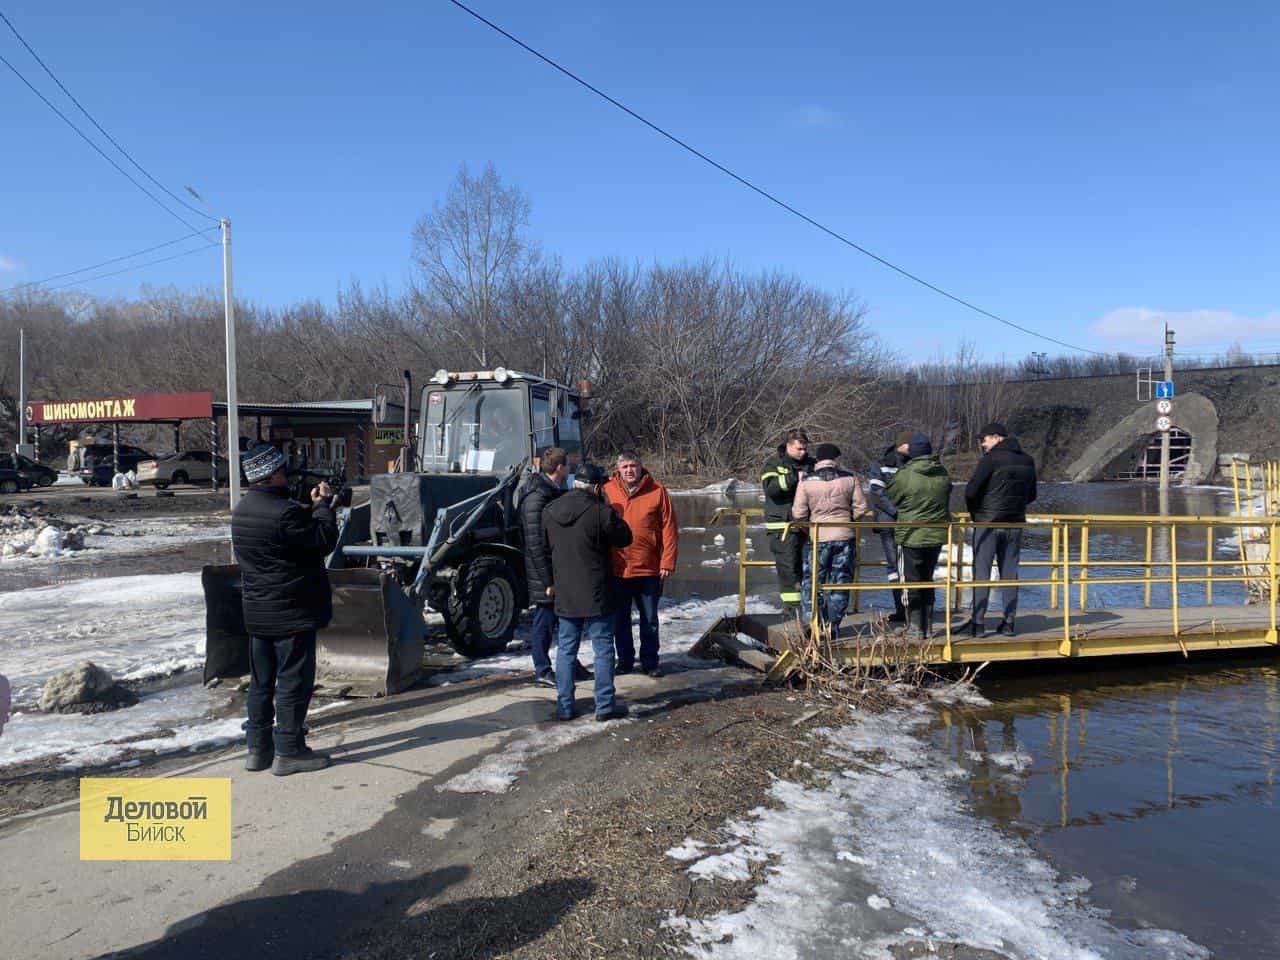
top-left (938, 660), bottom-right (1280, 958)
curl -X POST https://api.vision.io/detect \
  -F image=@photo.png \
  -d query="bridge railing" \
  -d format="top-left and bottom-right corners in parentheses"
top-left (711, 508), bottom-right (1280, 659)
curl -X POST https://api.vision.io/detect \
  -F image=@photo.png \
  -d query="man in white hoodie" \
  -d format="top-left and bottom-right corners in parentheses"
top-left (791, 443), bottom-right (873, 630)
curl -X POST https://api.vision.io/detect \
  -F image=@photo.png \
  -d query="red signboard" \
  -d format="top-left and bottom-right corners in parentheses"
top-left (26, 391), bottom-right (214, 425)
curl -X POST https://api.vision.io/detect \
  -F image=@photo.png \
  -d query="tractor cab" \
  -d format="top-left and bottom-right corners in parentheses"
top-left (417, 368), bottom-right (584, 475)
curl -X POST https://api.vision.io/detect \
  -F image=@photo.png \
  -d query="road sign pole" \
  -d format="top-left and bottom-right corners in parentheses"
top-left (1159, 325), bottom-right (1175, 513)
top-left (222, 218), bottom-right (241, 507)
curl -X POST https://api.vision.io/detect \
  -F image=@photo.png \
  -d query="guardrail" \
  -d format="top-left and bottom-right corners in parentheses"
top-left (712, 507), bottom-right (1280, 661)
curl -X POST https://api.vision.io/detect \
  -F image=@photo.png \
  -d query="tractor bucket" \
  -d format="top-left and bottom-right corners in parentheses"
top-left (317, 568), bottom-right (425, 697)
top-left (200, 565), bottom-right (426, 697)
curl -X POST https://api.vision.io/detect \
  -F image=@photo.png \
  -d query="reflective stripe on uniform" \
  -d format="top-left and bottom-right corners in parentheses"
top-left (766, 521), bottom-right (788, 530)
top-left (779, 591), bottom-right (802, 602)
top-left (776, 469), bottom-right (790, 492)
top-left (760, 471), bottom-right (781, 484)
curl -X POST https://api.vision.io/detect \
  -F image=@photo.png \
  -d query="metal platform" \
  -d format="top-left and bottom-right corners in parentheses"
top-left (712, 607), bottom-right (1279, 675)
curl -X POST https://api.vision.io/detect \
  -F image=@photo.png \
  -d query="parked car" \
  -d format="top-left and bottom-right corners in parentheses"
top-left (0, 453), bottom-right (57, 487)
top-left (72, 444), bottom-right (154, 486)
top-left (136, 451), bottom-right (231, 488)
top-left (0, 466), bottom-right (34, 495)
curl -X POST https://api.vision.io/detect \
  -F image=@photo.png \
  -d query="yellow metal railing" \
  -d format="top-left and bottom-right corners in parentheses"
top-left (711, 508), bottom-right (1280, 660)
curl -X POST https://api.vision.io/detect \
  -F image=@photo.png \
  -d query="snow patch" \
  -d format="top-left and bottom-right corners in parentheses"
top-left (437, 718), bottom-right (624, 794)
top-left (666, 838), bottom-right (709, 861)
top-left (667, 710), bottom-right (1209, 959)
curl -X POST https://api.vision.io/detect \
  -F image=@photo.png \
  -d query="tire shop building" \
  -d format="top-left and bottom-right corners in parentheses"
top-left (24, 391), bottom-right (413, 487)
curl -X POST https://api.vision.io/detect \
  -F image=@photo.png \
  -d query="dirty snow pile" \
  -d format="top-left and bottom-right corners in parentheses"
top-left (0, 506), bottom-right (94, 560)
top-left (665, 708), bottom-right (1209, 960)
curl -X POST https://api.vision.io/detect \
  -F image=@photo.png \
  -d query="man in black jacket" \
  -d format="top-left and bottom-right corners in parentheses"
top-left (232, 443), bottom-right (339, 775)
top-left (761, 429), bottom-right (815, 617)
top-left (519, 447), bottom-right (569, 687)
top-left (960, 423), bottom-right (1037, 637)
top-left (543, 463), bottom-right (633, 722)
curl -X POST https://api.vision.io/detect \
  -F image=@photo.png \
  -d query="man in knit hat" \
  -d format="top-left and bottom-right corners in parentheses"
top-left (232, 443), bottom-right (339, 776)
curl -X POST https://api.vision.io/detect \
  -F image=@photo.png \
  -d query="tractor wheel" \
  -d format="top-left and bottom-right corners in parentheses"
top-left (0, 480), bottom-right (17, 495)
top-left (445, 555), bottom-right (519, 658)
top-left (172, 471), bottom-right (189, 486)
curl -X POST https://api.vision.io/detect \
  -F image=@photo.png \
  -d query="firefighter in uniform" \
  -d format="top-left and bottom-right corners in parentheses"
top-left (761, 429), bottom-right (815, 617)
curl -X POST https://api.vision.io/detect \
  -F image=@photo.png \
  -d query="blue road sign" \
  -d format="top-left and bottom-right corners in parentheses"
top-left (1155, 381), bottom-right (1175, 399)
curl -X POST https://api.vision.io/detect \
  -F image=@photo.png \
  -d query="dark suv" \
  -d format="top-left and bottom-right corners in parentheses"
top-left (0, 453), bottom-right (58, 488)
top-left (74, 444), bottom-right (154, 486)
top-left (0, 465), bottom-right (34, 494)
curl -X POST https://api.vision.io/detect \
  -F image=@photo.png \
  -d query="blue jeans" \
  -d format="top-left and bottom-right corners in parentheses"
top-left (800, 540), bottom-right (854, 627)
top-left (531, 603), bottom-right (556, 676)
top-left (556, 615), bottom-right (616, 717)
top-left (613, 576), bottom-right (662, 670)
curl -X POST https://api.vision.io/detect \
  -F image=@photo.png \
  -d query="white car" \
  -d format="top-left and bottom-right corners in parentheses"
top-left (136, 451), bottom-right (227, 488)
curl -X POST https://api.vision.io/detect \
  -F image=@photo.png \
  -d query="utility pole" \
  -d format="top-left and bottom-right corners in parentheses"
top-left (16, 328), bottom-right (26, 455)
top-left (1159, 324), bottom-right (1175, 513)
top-left (221, 218), bottom-right (241, 506)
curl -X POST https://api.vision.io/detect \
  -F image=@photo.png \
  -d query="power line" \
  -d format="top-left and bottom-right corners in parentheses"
top-left (0, 50), bottom-right (201, 232)
top-left (0, 228), bottom-right (219, 296)
top-left (0, 11), bottom-right (218, 224)
top-left (39, 242), bottom-right (220, 293)
top-left (445, 0), bottom-right (1104, 356)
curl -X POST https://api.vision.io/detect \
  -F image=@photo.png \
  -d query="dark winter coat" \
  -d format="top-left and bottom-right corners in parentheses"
top-left (965, 438), bottom-right (1038, 522)
top-left (761, 445), bottom-right (817, 530)
top-left (867, 446), bottom-right (904, 528)
top-left (543, 488), bottom-right (633, 619)
top-left (232, 484), bottom-right (339, 636)
top-left (519, 470), bottom-right (562, 604)
top-left (886, 454), bottom-right (952, 547)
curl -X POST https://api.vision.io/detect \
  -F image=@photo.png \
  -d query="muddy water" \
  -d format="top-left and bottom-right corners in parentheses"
top-left (938, 662), bottom-right (1280, 958)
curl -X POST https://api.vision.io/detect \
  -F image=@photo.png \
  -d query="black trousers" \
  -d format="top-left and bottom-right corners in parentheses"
top-left (246, 630), bottom-right (317, 756)
top-left (971, 527), bottom-right (1024, 624)
top-left (900, 545), bottom-right (943, 611)
top-left (767, 529), bottom-right (805, 609)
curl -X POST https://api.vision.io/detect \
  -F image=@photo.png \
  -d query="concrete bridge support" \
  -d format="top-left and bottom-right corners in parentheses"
top-left (1066, 392), bottom-right (1219, 483)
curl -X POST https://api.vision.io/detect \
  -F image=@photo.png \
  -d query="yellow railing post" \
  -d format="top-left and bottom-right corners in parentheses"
top-left (944, 521), bottom-right (954, 662)
top-left (737, 511), bottom-right (748, 618)
top-left (851, 527), bottom-right (861, 615)
top-left (809, 523), bottom-right (821, 641)
top-left (1079, 522), bottom-right (1090, 611)
top-left (1205, 525), bottom-right (1214, 606)
top-left (1152, 527), bottom-right (1162, 609)
top-left (1059, 523), bottom-right (1072, 656)
top-left (1050, 521), bottom-right (1060, 610)
top-left (1270, 520), bottom-right (1278, 643)
top-left (1246, 465), bottom-right (1256, 516)
top-left (1170, 521), bottom-right (1180, 637)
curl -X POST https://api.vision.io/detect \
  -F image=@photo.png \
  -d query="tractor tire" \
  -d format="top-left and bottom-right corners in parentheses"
top-left (172, 471), bottom-right (189, 486)
top-left (0, 480), bottom-right (17, 495)
top-left (445, 555), bottom-right (520, 658)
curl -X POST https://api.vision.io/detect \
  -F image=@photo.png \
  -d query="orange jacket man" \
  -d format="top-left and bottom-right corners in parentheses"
top-left (603, 451), bottom-right (679, 676)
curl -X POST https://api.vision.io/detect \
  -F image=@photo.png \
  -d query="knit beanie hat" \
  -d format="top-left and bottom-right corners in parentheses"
top-left (814, 443), bottom-right (841, 462)
top-left (242, 443), bottom-right (287, 483)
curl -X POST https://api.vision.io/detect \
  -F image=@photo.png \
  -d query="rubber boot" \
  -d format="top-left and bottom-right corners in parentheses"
top-left (903, 599), bottom-right (923, 641)
top-left (920, 603), bottom-right (934, 640)
top-left (887, 588), bottom-right (907, 625)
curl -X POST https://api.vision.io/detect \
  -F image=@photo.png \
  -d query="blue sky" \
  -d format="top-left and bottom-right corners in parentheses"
top-left (1, 1), bottom-right (1277, 362)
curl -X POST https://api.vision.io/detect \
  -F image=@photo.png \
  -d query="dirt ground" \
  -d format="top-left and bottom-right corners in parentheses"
top-left (322, 682), bottom-right (1001, 960)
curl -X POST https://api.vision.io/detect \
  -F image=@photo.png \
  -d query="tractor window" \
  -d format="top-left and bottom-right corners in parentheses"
top-left (422, 386), bottom-right (528, 473)
top-left (531, 395), bottom-right (555, 453)
top-left (558, 398), bottom-right (583, 457)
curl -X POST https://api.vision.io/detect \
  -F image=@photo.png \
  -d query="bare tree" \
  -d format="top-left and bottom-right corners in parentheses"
top-left (411, 163), bottom-right (533, 367)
